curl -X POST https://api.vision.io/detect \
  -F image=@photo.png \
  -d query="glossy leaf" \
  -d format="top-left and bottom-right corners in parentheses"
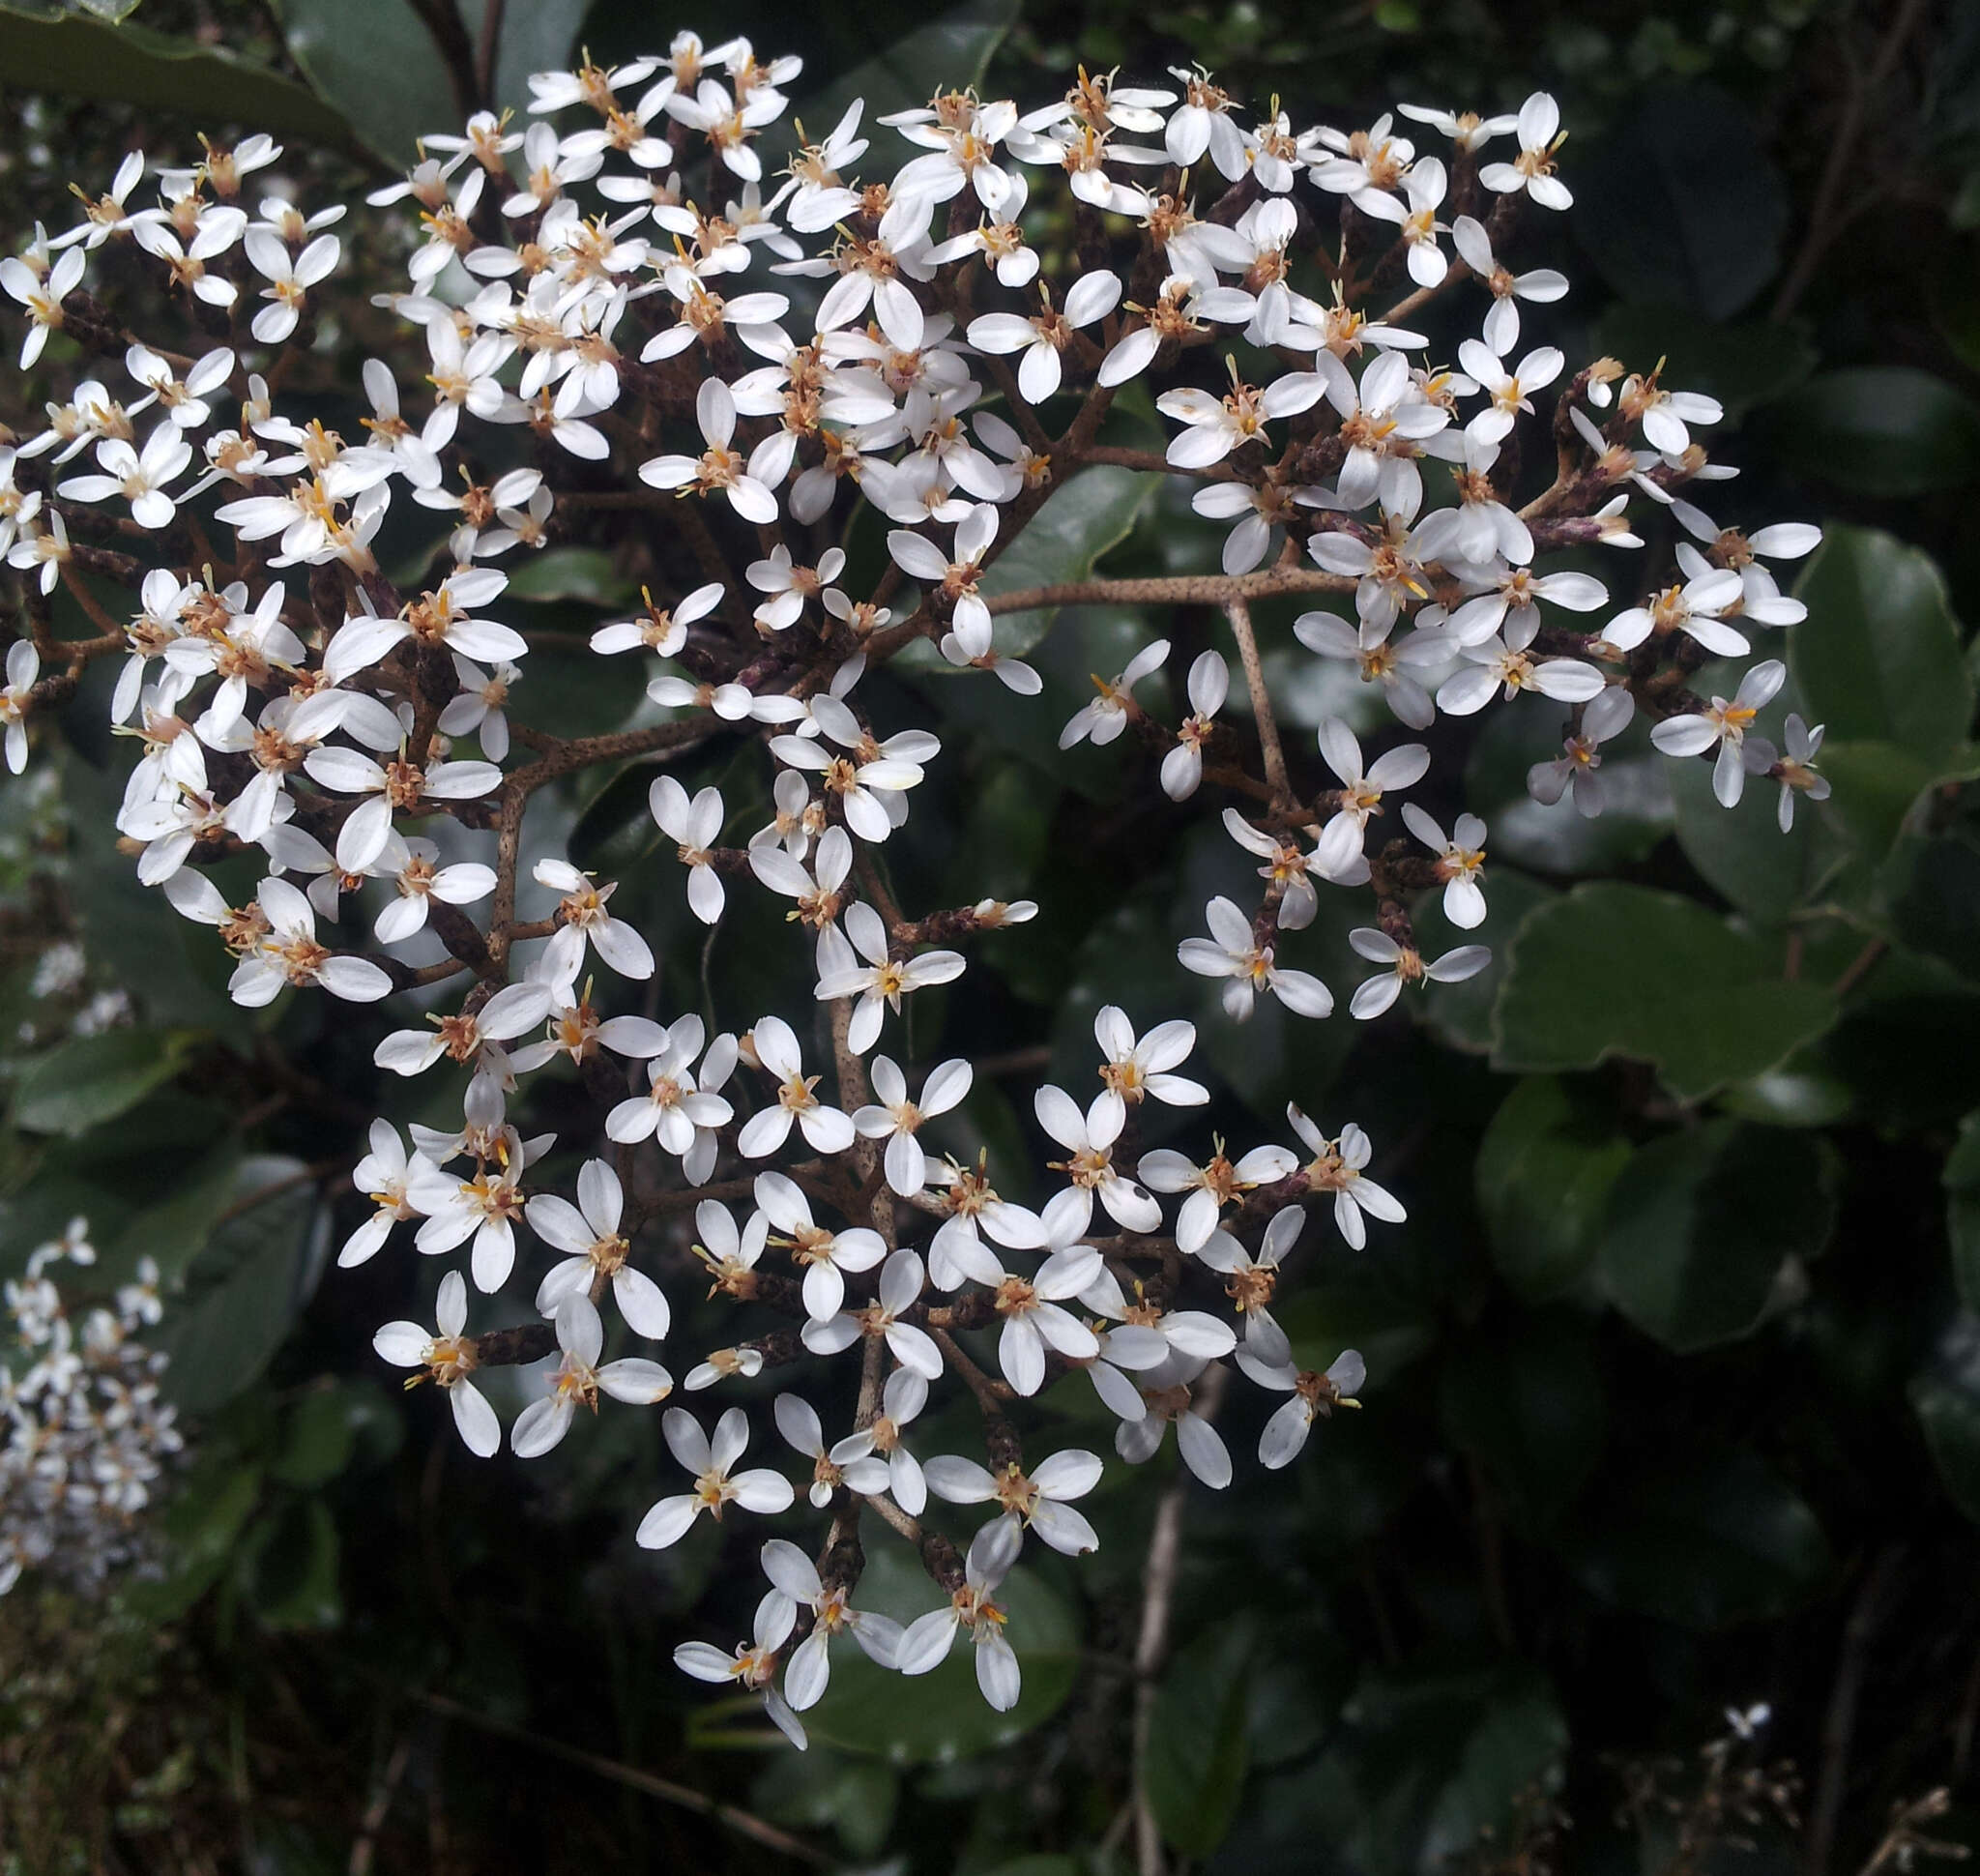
top-left (14, 1027), bottom-right (204, 1137)
top-left (1772, 367), bottom-right (1980, 497)
top-left (1598, 1120), bottom-right (1835, 1352)
top-left (505, 546), bottom-right (636, 607)
top-left (1492, 883), bottom-right (1837, 1099)
top-left (1147, 1617), bottom-right (1256, 1857)
top-left (1791, 526), bottom-right (1973, 767)
top-left (1475, 1076), bottom-right (1631, 1303)
top-left (0, 8), bottom-right (360, 149)
top-left (1570, 86), bottom-right (1790, 319)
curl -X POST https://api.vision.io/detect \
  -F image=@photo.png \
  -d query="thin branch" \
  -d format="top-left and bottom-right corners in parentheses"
top-left (1223, 595), bottom-right (1291, 806)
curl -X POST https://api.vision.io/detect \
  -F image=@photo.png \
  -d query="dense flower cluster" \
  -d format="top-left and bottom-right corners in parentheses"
top-left (0, 1220), bottom-right (179, 1597)
top-left (0, 35), bottom-right (1823, 1740)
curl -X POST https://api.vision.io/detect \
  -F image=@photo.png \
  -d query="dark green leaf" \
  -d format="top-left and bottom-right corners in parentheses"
top-left (0, 8), bottom-right (362, 150)
top-left (1411, 866), bottom-right (1557, 1055)
top-left (104, 1143), bottom-right (243, 1286)
top-left (1147, 1617), bottom-right (1255, 1857)
top-left (1567, 1444), bottom-right (1831, 1627)
top-left (157, 1157), bottom-right (327, 1416)
top-left (1771, 367), bottom-right (1980, 497)
top-left (1492, 883), bottom-right (1836, 1099)
top-left (14, 1028), bottom-right (204, 1137)
top-left (776, 0), bottom-right (1020, 167)
top-left (268, 1385), bottom-right (363, 1489)
top-left (505, 546), bottom-right (636, 607)
top-left (1570, 86), bottom-right (1790, 319)
top-left (1598, 1120), bottom-right (1834, 1352)
top-left (1791, 526), bottom-right (1972, 767)
top-left (244, 1496), bottom-right (342, 1629)
top-left (121, 1454), bottom-right (263, 1623)
top-left (1474, 1076), bottom-right (1631, 1303)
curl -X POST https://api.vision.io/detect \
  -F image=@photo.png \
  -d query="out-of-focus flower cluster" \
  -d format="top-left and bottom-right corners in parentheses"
top-left (1, 1220), bottom-right (179, 1597)
top-left (0, 31), bottom-right (1825, 1743)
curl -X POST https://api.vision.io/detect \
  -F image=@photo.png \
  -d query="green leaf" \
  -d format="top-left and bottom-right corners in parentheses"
top-left (1466, 705), bottom-right (1672, 878)
top-left (1147, 1617), bottom-right (1255, 1857)
top-left (1598, 1121), bottom-right (1835, 1353)
top-left (157, 1157), bottom-right (327, 1416)
top-left (799, 1539), bottom-right (1077, 1763)
top-left (1772, 367), bottom-right (1980, 497)
top-left (1588, 304), bottom-right (1816, 421)
top-left (1791, 526), bottom-right (1973, 767)
top-left (1570, 86), bottom-right (1790, 319)
top-left (1439, 1314), bottom-right (1606, 1523)
top-left (0, 8), bottom-right (362, 150)
top-left (1567, 1443), bottom-right (1831, 1627)
top-left (749, 1749), bottom-right (897, 1859)
top-left (1947, 1112), bottom-right (1980, 1313)
top-left (1491, 883), bottom-right (1837, 1100)
top-left (504, 546), bottom-right (635, 607)
top-left (1474, 1076), bottom-right (1631, 1303)
top-left (1410, 866), bottom-right (1557, 1055)
top-left (244, 1496), bottom-right (342, 1629)
top-left (13, 1027), bottom-right (204, 1136)
top-left (268, 1385), bottom-right (363, 1489)
top-left (105, 1142), bottom-right (244, 1286)
top-left (777, 0), bottom-right (1020, 164)
top-left (273, 0), bottom-right (588, 166)
top-left (121, 1454), bottom-right (263, 1623)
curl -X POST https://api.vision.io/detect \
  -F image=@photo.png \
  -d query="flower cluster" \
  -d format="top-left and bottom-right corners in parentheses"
top-left (0, 35), bottom-right (1824, 1741)
top-left (0, 1219), bottom-right (180, 1598)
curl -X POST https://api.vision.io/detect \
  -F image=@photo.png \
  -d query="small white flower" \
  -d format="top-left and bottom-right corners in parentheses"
top-left (1347, 928), bottom-right (1491, 1020)
top-left (372, 1272), bottom-right (500, 1458)
top-left (1179, 894), bottom-right (1334, 1022)
top-left (528, 1159), bottom-right (672, 1339)
top-left (896, 1515), bottom-right (1025, 1712)
top-left (1061, 637), bottom-right (1171, 749)
top-left (854, 1055), bottom-right (973, 1197)
top-left (510, 1293), bottom-right (672, 1458)
top-left (1649, 660), bottom-right (1787, 807)
top-left (1478, 92), bottom-right (1571, 210)
top-left (1401, 805), bottom-right (1489, 928)
top-left (636, 1406), bottom-right (796, 1549)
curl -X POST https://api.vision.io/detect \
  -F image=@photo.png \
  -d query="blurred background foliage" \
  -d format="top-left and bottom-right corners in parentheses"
top-left (4, 0), bottom-right (1980, 1870)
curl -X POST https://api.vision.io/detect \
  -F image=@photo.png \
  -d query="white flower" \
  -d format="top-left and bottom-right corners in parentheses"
top-left (1401, 805), bottom-right (1488, 928)
top-left (759, 1539), bottom-right (903, 1711)
top-left (1195, 1208), bottom-right (1299, 1364)
top-left (435, 656), bottom-right (517, 760)
top-left (1, 248), bottom-right (85, 367)
top-left (56, 423), bottom-right (191, 530)
top-left (229, 876), bottom-right (393, 1009)
top-left (1448, 216), bottom-right (1567, 354)
top-left (1458, 339), bottom-right (1565, 446)
top-left (1604, 566), bottom-right (1751, 658)
top-left (245, 229), bottom-right (339, 343)
top-left (604, 1015), bottom-right (734, 1159)
top-left (1157, 366), bottom-right (1325, 468)
top-left (1034, 1085), bottom-right (1161, 1239)
top-left (1478, 92), bottom-right (1571, 210)
top-left (1092, 1006), bottom-right (1208, 1133)
top-left (1773, 714), bottom-right (1829, 831)
top-left (1179, 894), bottom-right (1334, 1022)
top-left (409, 1127), bottom-right (538, 1293)
top-left (1137, 1139), bottom-right (1297, 1254)
top-left (814, 902), bottom-right (965, 1055)
top-left (967, 269), bottom-right (1121, 403)
top-left (636, 1405), bottom-right (796, 1549)
top-left (1347, 928), bottom-right (1491, 1019)
top-left (510, 1293), bottom-right (672, 1457)
top-left (672, 1591), bottom-right (808, 1751)
top-left (1314, 717), bottom-right (1431, 871)
top-left (535, 859), bottom-right (656, 986)
top-left (854, 1055), bottom-right (972, 1197)
top-left (302, 746), bottom-right (502, 876)
top-left (1649, 659), bottom-right (1787, 807)
top-left (896, 1515), bottom-right (1024, 1712)
top-left (1528, 685), bottom-right (1638, 816)
top-left (372, 1272), bottom-right (500, 1458)
top-left (1286, 1108), bottom-right (1406, 1248)
top-left (1061, 638), bottom-right (1171, 749)
top-left (737, 1015), bottom-right (856, 1158)
top-left (340, 1121), bottom-right (430, 1267)
top-left (649, 775), bottom-right (728, 923)
top-left (0, 641), bottom-right (37, 774)
top-left (987, 1241), bottom-right (1103, 1395)
top-left (1250, 1350), bottom-right (1365, 1468)
top-left (1294, 611), bottom-right (1446, 733)
top-left (1114, 1353), bottom-right (1232, 1486)
top-left (528, 1159), bottom-right (672, 1339)
top-left (773, 1392), bottom-right (892, 1508)
top-left (755, 1170), bottom-right (887, 1321)
top-left (925, 1448), bottom-right (1103, 1556)
top-left (593, 580), bottom-right (723, 657)
top-left (1161, 651), bottom-right (1230, 801)
top-left (638, 376), bottom-right (779, 524)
